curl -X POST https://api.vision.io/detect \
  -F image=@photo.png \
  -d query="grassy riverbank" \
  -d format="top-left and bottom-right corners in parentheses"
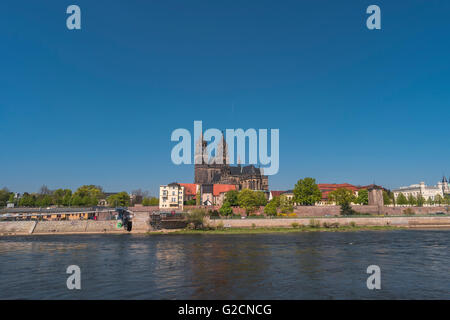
top-left (148, 225), bottom-right (404, 235)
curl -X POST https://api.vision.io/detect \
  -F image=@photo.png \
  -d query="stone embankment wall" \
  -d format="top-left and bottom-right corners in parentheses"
top-left (128, 205), bottom-right (159, 213)
top-left (132, 212), bottom-right (152, 231)
top-left (2, 213), bottom-right (450, 236)
top-left (0, 221), bottom-right (36, 234)
top-left (293, 205), bottom-right (449, 217)
top-left (128, 204), bottom-right (448, 217)
top-left (0, 212), bottom-right (157, 236)
top-left (31, 220), bottom-right (122, 234)
top-left (207, 216), bottom-right (450, 228)
top-left (131, 211), bottom-right (187, 230)
top-left (0, 220), bottom-right (124, 236)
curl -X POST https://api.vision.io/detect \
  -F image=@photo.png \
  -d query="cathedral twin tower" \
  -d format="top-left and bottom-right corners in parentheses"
top-left (194, 134), bottom-right (268, 191)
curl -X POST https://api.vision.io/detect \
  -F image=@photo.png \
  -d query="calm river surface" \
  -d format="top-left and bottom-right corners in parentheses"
top-left (0, 230), bottom-right (449, 299)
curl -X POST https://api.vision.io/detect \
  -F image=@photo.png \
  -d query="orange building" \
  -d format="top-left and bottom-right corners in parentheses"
top-left (213, 184), bottom-right (237, 206)
top-left (317, 183), bottom-right (360, 203)
top-left (179, 183), bottom-right (199, 202)
top-left (179, 183), bottom-right (236, 206)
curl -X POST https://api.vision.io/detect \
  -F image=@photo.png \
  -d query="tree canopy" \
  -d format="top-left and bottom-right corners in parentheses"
top-left (383, 191), bottom-right (392, 205)
top-left (279, 194), bottom-right (294, 213)
top-left (224, 190), bottom-right (239, 206)
top-left (237, 189), bottom-right (260, 214)
top-left (219, 201), bottom-right (233, 216)
top-left (0, 188), bottom-right (13, 207)
top-left (407, 194), bottom-right (417, 206)
top-left (107, 192), bottom-right (130, 207)
top-left (293, 177), bottom-right (322, 206)
top-left (264, 196), bottom-right (281, 216)
top-left (397, 193), bottom-right (408, 205)
top-left (416, 195), bottom-right (425, 207)
top-left (255, 191), bottom-right (268, 206)
top-left (328, 188), bottom-right (356, 205)
top-left (142, 197), bottom-right (159, 206)
top-left (355, 189), bottom-right (369, 205)
top-left (435, 194), bottom-right (444, 205)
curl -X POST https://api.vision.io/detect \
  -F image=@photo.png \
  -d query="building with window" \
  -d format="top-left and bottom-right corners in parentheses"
top-left (213, 184), bottom-right (237, 206)
top-left (159, 183), bottom-right (184, 211)
top-left (392, 177), bottom-right (449, 202)
top-left (194, 135), bottom-right (269, 191)
top-left (179, 183), bottom-right (199, 203)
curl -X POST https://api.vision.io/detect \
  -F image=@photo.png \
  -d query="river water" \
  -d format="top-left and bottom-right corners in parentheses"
top-left (0, 230), bottom-right (449, 299)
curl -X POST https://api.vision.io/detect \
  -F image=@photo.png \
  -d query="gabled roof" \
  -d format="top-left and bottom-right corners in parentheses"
top-left (317, 183), bottom-right (360, 201)
top-left (201, 184), bottom-right (214, 194)
top-left (179, 183), bottom-right (197, 196)
top-left (167, 182), bottom-right (180, 187)
top-left (270, 191), bottom-right (287, 197)
top-left (229, 165), bottom-right (262, 176)
top-left (213, 184), bottom-right (236, 196)
top-left (317, 183), bottom-right (359, 191)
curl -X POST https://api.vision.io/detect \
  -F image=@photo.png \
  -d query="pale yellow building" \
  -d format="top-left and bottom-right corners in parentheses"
top-left (159, 183), bottom-right (184, 211)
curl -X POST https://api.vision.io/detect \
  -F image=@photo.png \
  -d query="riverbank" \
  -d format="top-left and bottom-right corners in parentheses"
top-left (1, 215), bottom-right (450, 236)
top-left (0, 220), bottom-right (130, 236)
top-left (205, 215), bottom-right (450, 229)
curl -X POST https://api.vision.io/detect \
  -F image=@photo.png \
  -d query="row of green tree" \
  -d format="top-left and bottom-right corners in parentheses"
top-left (216, 178), bottom-right (368, 216)
top-left (219, 189), bottom-right (268, 215)
top-left (0, 185), bottom-right (159, 208)
top-left (0, 188), bottom-right (14, 208)
top-left (394, 193), bottom-right (448, 207)
top-left (216, 177), bottom-right (450, 217)
top-left (291, 177), bottom-right (371, 205)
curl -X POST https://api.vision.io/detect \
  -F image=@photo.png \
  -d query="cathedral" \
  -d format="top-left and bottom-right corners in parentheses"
top-left (194, 135), bottom-right (269, 191)
top-left (442, 176), bottom-right (450, 195)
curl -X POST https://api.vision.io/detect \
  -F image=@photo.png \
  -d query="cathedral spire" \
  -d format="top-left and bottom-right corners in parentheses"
top-left (194, 133), bottom-right (208, 165)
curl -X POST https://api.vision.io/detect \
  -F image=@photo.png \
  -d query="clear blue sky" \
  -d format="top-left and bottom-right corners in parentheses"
top-left (1, 0), bottom-right (449, 196)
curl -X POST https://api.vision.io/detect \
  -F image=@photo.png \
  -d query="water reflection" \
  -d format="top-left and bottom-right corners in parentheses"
top-left (0, 240), bottom-right (88, 254)
top-left (0, 230), bottom-right (449, 299)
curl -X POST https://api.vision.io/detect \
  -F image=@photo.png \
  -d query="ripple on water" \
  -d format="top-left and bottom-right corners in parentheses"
top-left (0, 230), bottom-right (449, 299)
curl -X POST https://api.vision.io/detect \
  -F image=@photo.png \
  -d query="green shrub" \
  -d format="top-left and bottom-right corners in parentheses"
top-left (216, 221), bottom-right (224, 230)
top-left (203, 223), bottom-right (215, 230)
top-left (219, 202), bottom-right (233, 216)
top-left (340, 202), bottom-right (358, 216)
top-left (184, 199), bottom-right (196, 205)
top-left (403, 208), bottom-right (415, 215)
top-left (309, 219), bottom-right (320, 228)
top-left (187, 222), bottom-right (195, 230)
top-left (291, 222), bottom-right (300, 228)
top-left (323, 222), bottom-right (339, 228)
top-left (349, 221), bottom-right (356, 228)
top-left (264, 200), bottom-right (278, 216)
top-left (209, 209), bottom-right (220, 218)
top-left (186, 209), bottom-right (207, 229)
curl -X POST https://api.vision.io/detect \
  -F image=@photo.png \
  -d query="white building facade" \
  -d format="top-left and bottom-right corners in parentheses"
top-left (159, 183), bottom-right (184, 211)
top-left (392, 177), bottom-right (449, 202)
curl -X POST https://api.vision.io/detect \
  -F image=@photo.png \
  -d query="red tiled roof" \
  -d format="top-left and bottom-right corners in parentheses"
top-left (213, 184), bottom-right (236, 196)
top-left (318, 183), bottom-right (359, 190)
top-left (317, 183), bottom-right (359, 201)
top-left (270, 191), bottom-right (286, 197)
top-left (179, 183), bottom-right (198, 196)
